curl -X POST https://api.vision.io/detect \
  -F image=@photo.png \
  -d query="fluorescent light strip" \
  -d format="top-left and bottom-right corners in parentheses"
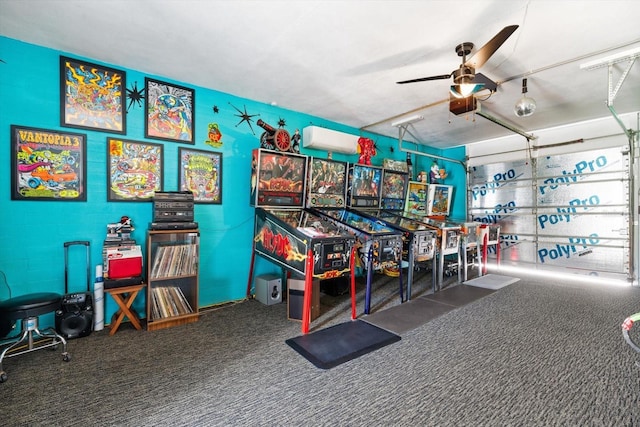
top-left (484, 264), bottom-right (631, 287)
top-left (391, 114), bottom-right (424, 127)
top-left (580, 46), bottom-right (640, 70)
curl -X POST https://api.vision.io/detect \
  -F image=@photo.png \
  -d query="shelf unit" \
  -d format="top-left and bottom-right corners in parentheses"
top-left (146, 229), bottom-right (200, 331)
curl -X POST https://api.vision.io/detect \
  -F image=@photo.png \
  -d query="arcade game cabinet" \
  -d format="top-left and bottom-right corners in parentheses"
top-left (308, 162), bottom-right (404, 314)
top-left (248, 149), bottom-right (356, 331)
top-left (354, 167), bottom-right (437, 300)
top-left (401, 182), bottom-right (462, 291)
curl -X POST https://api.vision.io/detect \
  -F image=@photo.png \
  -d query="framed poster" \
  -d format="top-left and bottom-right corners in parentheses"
top-left (60, 56), bottom-right (126, 134)
top-left (178, 147), bottom-right (222, 204)
top-left (145, 77), bottom-right (195, 144)
top-left (107, 138), bottom-right (163, 201)
top-left (10, 125), bottom-right (87, 201)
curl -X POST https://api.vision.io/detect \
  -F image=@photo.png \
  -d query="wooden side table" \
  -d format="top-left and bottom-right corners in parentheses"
top-left (105, 284), bottom-right (146, 336)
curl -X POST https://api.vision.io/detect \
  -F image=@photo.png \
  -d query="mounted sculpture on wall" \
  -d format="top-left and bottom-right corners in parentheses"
top-left (357, 137), bottom-right (376, 165)
top-left (257, 119), bottom-right (291, 152)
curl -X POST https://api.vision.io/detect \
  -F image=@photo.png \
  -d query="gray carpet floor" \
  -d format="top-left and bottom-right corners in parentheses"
top-left (2, 271), bottom-right (640, 426)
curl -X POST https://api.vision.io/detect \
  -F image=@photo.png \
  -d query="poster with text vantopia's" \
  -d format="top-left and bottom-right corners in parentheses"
top-left (11, 125), bottom-right (87, 201)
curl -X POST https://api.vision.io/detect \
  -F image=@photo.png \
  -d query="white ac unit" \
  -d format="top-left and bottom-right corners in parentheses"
top-left (302, 126), bottom-right (359, 154)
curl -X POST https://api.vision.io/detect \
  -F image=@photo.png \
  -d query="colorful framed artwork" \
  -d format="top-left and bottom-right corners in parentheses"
top-left (10, 125), bottom-right (87, 201)
top-left (107, 138), bottom-right (163, 202)
top-left (60, 56), bottom-right (126, 134)
top-left (178, 147), bottom-right (222, 204)
top-left (145, 77), bottom-right (195, 144)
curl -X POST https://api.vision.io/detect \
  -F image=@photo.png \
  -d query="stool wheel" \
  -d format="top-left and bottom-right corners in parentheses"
top-left (62, 352), bottom-right (71, 362)
top-left (0, 371), bottom-right (7, 383)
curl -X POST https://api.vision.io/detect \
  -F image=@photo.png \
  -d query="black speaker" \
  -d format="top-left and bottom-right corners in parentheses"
top-left (55, 292), bottom-right (93, 339)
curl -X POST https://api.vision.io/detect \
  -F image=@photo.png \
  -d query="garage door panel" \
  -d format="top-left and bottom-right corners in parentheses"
top-left (535, 213), bottom-right (629, 237)
top-left (468, 144), bottom-right (631, 279)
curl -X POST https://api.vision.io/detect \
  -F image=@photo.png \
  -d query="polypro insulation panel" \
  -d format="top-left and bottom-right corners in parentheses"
top-left (468, 146), bottom-right (630, 280)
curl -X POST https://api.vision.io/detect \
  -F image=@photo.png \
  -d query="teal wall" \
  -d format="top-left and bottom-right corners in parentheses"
top-left (0, 36), bottom-right (466, 328)
top-left (441, 145), bottom-right (468, 219)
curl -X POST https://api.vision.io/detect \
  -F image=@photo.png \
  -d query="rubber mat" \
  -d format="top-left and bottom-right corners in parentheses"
top-left (463, 274), bottom-right (520, 290)
top-left (286, 320), bottom-right (401, 369)
top-left (362, 297), bottom-right (456, 335)
top-left (421, 284), bottom-right (495, 307)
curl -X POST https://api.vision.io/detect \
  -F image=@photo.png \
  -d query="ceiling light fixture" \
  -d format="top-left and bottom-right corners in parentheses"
top-left (449, 71), bottom-right (498, 99)
top-left (450, 83), bottom-right (483, 98)
top-left (514, 78), bottom-right (536, 117)
top-left (449, 66), bottom-right (484, 98)
top-left (391, 114), bottom-right (424, 127)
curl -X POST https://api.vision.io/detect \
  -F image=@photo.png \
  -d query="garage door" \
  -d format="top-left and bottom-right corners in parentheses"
top-left (468, 146), bottom-right (631, 281)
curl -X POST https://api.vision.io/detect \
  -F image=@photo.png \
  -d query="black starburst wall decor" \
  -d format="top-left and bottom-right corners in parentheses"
top-left (212, 105), bottom-right (219, 114)
top-left (126, 81), bottom-right (145, 112)
top-left (229, 103), bottom-right (259, 135)
top-left (278, 117), bottom-right (286, 128)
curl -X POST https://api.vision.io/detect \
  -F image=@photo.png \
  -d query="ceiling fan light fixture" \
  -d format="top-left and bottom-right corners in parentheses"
top-left (514, 78), bottom-right (536, 117)
top-left (450, 66), bottom-right (485, 98)
top-left (450, 83), bottom-right (484, 98)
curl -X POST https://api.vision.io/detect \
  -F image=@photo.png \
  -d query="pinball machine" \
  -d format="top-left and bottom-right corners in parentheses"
top-left (399, 181), bottom-right (463, 291)
top-left (248, 149), bottom-right (356, 332)
top-left (452, 220), bottom-right (481, 282)
top-left (349, 166), bottom-right (437, 301)
top-left (425, 183), bottom-right (502, 284)
top-left (426, 182), bottom-right (500, 280)
top-left (308, 162), bottom-right (404, 315)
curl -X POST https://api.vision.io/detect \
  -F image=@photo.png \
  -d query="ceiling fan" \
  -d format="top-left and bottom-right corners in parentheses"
top-left (396, 25), bottom-right (519, 100)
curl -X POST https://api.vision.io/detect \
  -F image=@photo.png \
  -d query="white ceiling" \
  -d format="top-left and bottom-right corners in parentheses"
top-left (1, 0), bottom-right (639, 149)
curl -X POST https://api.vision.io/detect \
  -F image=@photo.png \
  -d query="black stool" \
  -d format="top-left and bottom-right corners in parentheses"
top-left (0, 292), bottom-right (71, 383)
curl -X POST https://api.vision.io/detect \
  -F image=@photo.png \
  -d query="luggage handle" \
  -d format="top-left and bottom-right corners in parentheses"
top-left (64, 241), bottom-right (91, 294)
top-left (64, 241), bottom-right (90, 248)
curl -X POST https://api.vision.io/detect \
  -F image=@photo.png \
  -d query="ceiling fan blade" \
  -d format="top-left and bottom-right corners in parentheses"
top-left (465, 25), bottom-right (518, 69)
top-left (396, 73), bottom-right (452, 84)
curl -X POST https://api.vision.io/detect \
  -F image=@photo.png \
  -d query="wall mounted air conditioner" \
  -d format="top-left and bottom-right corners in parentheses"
top-left (302, 126), bottom-right (359, 154)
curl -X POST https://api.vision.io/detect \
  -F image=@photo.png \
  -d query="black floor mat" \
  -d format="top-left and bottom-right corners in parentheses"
top-left (286, 320), bottom-right (401, 369)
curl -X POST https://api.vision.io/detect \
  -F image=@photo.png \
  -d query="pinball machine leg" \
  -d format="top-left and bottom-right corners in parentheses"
top-left (246, 247), bottom-right (256, 298)
top-left (437, 250), bottom-right (445, 292)
top-left (302, 250), bottom-right (313, 334)
top-left (350, 247), bottom-right (357, 320)
top-left (482, 233), bottom-right (489, 275)
top-left (405, 250), bottom-right (415, 301)
top-left (431, 256), bottom-right (437, 293)
top-left (458, 243), bottom-right (466, 284)
top-left (399, 260), bottom-right (405, 304)
top-left (364, 246), bottom-right (374, 315)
